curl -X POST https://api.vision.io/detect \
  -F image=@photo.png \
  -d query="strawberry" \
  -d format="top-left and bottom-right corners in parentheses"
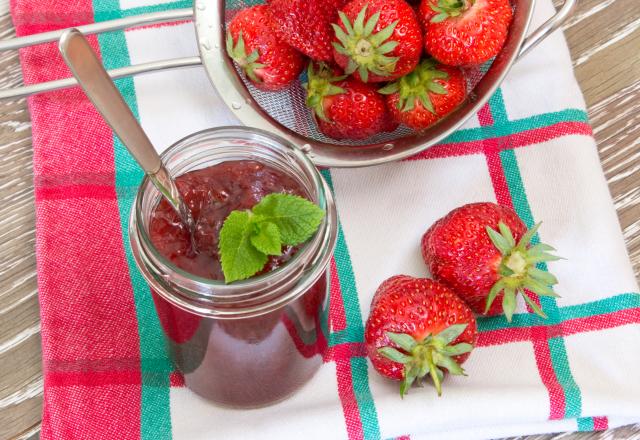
top-left (226, 5), bottom-right (306, 91)
top-left (421, 203), bottom-right (561, 321)
top-left (380, 59), bottom-right (466, 130)
top-left (365, 275), bottom-right (477, 396)
top-left (419, 0), bottom-right (513, 66)
top-left (332, 0), bottom-right (423, 83)
top-left (304, 63), bottom-right (395, 140)
top-left (267, 0), bottom-right (349, 61)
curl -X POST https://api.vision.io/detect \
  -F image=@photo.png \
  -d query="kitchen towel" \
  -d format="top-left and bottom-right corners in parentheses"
top-left (11, 0), bottom-right (640, 438)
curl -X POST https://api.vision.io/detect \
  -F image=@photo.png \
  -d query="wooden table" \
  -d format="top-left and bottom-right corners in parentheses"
top-left (0, 0), bottom-right (638, 438)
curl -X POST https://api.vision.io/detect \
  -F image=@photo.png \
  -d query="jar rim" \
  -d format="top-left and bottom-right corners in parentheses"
top-left (129, 126), bottom-right (338, 318)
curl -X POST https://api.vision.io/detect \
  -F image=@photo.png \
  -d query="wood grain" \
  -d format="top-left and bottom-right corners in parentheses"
top-left (0, 0), bottom-right (638, 438)
top-left (562, 0), bottom-right (640, 282)
top-left (0, 8), bottom-right (43, 439)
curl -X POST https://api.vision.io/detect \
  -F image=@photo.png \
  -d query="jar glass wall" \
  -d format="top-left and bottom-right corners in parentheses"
top-left (129, 127), bottom-right (338, 408)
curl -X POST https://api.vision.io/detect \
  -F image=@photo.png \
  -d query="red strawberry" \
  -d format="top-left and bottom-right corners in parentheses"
top-left (332, 0), bottom-right (423, 83)
top-left (365, 275), bottom-right (477, 396)
top-left (421, 203), bottom-right (561, 321)
top-left (382, 114), bottom-right (401, 134)
top-left (380, 59), bottom-right (466, 130)
top-left (419, 0), bottom-right (513, 66)
top-left (267, 0), bottom-right (349, 61)
top-left (226, 5), bottom-right (306, 91)
top-left (304, 63), bottom-right (395, 140)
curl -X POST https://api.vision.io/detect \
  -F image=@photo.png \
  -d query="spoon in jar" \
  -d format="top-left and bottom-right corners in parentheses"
top-left (58, 29), bottom-right (198, 251)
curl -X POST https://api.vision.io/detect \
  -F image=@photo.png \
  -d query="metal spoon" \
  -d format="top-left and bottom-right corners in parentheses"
top-left (58, 29), bottom-right (198, 250)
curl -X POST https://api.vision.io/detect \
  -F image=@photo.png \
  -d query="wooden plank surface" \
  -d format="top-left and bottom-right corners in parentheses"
top-left (0, 0), bottom-right (638, 438)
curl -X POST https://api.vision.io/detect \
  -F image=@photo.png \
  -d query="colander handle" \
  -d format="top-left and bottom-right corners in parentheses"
top-left (517, 0), bottom-right (577, 60)
top-left (0, 57), bottom-right (202, 100)
top-left (0, 8), bottom-right (199, 100)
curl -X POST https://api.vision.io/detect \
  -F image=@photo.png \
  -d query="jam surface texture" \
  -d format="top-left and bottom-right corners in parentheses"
top-left (149, 160), bottom-right (305, 279)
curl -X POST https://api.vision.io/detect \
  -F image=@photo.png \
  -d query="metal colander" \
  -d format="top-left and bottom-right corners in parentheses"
top-left (236, 55), bottom-right (488, 148)
top-left (0, 0), bottom-right (577, 167)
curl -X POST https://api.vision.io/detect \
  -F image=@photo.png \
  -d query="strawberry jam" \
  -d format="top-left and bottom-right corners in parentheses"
top-left (145, 159), bottom-right (329, 407)
top-left (151, 274), bottom-right (328, 407)
top-left (149, 160), bottom-right (305, 280)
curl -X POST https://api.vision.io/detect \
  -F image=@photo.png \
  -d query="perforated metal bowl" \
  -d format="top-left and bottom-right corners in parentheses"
top-left (0, 0), bottom-right (576, 167)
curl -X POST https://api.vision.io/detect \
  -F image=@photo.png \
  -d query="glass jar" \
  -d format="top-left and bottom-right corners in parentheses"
top-left (129, 127), bottom-right (338, 408)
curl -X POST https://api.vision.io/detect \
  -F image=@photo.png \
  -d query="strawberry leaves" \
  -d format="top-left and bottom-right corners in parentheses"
top-left (429, 0), bottom-right (471, 23)
top-left (331, 5), bottom-right (400, 82)
top-left (379, 324), bottom-right (473, 397)
top-left (379, 59), bottom-right (450, 113)
top-left (226, 30), bottom-right (266, 84)
top-left (303, 63), bottom-right (347, 122)
top-left (219, 194), bottom-right (325, 283)
top-left (485, 221), bottom-right (563, 321)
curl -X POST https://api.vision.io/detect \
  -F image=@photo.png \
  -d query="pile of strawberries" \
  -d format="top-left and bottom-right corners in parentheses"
top-left (226, 0), bottom-right (513, 141)
top-left (365, 202), bottom-right (562, 396)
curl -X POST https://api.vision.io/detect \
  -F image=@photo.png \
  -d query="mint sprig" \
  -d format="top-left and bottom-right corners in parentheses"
top-left (219, 194), bottom-right (325, 283)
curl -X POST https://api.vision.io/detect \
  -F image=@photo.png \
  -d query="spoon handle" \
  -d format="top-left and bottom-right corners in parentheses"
top-left (59, 29), bottom-right (161, 174)
top-left (59, 29), bottom-right (198, 246)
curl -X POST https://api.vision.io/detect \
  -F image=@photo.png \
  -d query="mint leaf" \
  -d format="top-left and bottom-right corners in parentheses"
top-left (253, 194), bottom-right (325, 245)
top-left (250, 221), bottom-right (282, 256)
top-left (218, 193), bottom-right (325, 283)
top-left (219, 211), bottom-right (268, 283)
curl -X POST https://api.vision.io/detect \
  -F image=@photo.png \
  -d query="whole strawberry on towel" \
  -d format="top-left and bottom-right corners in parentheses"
top-left (365, 275), bottom-right (477, 396)
top-left (332, 0), bottom-right (423, 82)
top-left (421, 203), bottom-right (561, 321)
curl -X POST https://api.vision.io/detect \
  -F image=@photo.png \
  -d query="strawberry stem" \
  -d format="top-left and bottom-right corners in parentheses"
top-left (505, 251), bottom-right (528, 275)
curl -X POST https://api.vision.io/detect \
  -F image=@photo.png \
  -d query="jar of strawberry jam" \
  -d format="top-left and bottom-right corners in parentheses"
top-left (129, 127), bottom-right (337, 408)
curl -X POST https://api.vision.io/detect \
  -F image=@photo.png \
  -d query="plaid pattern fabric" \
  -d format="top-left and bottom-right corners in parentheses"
top-left (11, 0), bottom-right (640, 438)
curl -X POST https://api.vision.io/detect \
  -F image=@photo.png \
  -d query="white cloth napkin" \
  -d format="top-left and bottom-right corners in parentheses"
top-left (106, 0), bottom-right (640, 438)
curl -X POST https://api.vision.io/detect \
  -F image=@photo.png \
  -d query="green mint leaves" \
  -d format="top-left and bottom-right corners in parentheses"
top-left (219, 194), bottom-right (325, 283)
top-left (219, 211), bottom-right (269, 283)
top-left (251, 194), bottom-right (326, 245)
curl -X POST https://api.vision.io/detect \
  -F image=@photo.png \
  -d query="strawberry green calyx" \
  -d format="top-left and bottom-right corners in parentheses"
top-left (226, 30), bottom-right (266, 83)
top-left (303, 63), bottom-right (346, 122)
top-left (378, 324), bottom-right (473, 397)
top-left (331, 6), bottom-right (400, 82)
top-left (379, 59), bottom-right (449, 113)
top-left (430, 0), bottom-right (475, 23)
top-left (485, 222), bottom-right (562, 322)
